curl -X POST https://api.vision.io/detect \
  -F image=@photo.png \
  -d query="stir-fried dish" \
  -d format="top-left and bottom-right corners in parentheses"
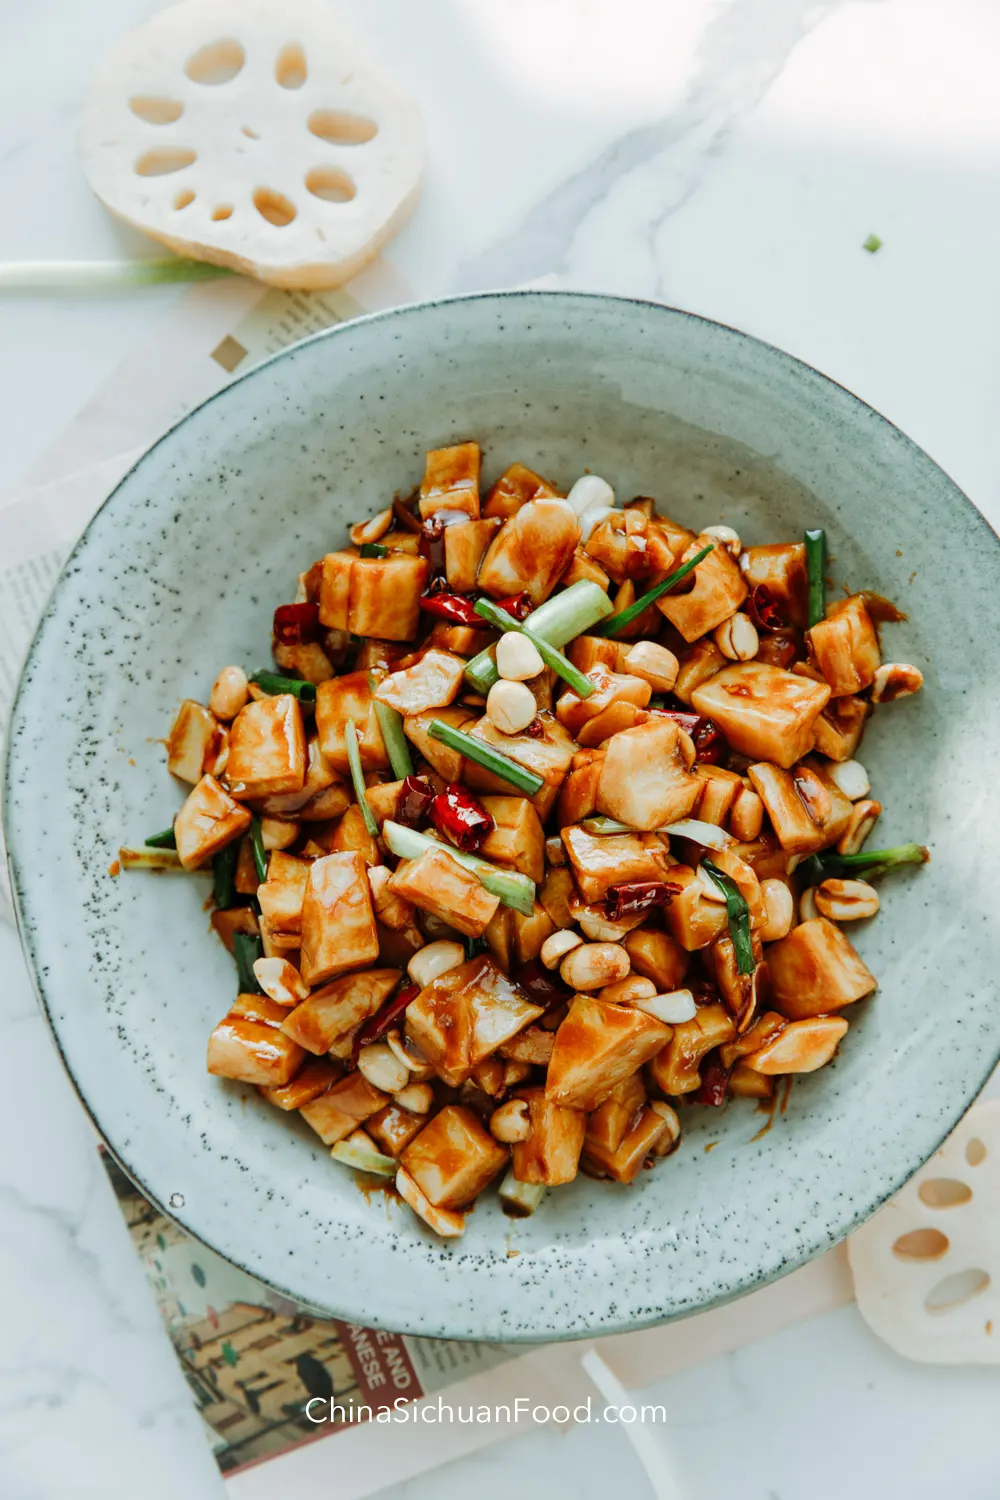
top-left (122, 443), bottom-right (928, 1238)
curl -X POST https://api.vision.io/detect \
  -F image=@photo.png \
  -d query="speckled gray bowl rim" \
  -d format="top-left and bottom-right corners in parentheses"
top-left (5, 288), bottom-right (1000, 1342)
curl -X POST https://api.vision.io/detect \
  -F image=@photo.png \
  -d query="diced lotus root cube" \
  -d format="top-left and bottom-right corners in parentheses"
top-left (583, 1105), bottom-right (671, 1183)
top-left (747, 759), bottom-right (852, 855)
top-left (401, 1104), bottom-right (507, 1208)
top-left (647, 1004), bottom-right (736, 1095)
top-left (561, 825), bottom-right (672, 905)
top-left (808, 595), bottom-right (881, 697)
top-left (595, 718), bottom-right (701, 831)
top-left (477, 501), bottom-right (581, 605)
top-left (167, 700), bottom-right (228, 783)
top-left (657, 534), bottom-right (748, 641)
top-left (256, 850), bottom-right (311, 934)
top-left (349, 554), bottom-right (428, 640)
top-left (556, 666), bottom-right (651, 741)
top-left (374, 649), bottom-right (466, 716)
top-left (389, 847), bottom-right (500, 938)
top-left (584, 1073), bottom-right (646, 1156)
top-left (403, 705), bottom-right (477, 781)
top-left (207, 1011), bottom-right (304, 1087)
top-left (742, 543), bottom-right (809, 629)
top-left (299, 851), bottom-right (379, 986)
top-left (545, 995), bottom-right (670, 1111)
top-left (465, 713), bottom-right (576, 820)
top-left (511, 1087), bottom-right (587, 1186)
top-left (366, 1103), bottom-right (426, 1157)
top-left (478, 795), bottom-right (546, 883)
top-left (767, 918), bottom-right (876, 1020)
top-left (483, 463), bottom-right (558, 519)
top-left (280, 968), bottom-right (401, 1054)
top-left (315, 670), bottom-right (389, 772)
top-left (227, 693), bottom-right (306, 797)
top-left (259, 1057), bottom-right (340, 1111)
top-left (405, 955), bottom-right (541, 1085)
top-left (444, 518), bottom-right (501, 592)
top-left (419, 442), bottom-right (481, 520)
top-left (174, 773), bottom-right (251, 869)
top-left (299, 1072), bottom-right (389, 1145)
top-left (691, 662), bottom-right (830, 768)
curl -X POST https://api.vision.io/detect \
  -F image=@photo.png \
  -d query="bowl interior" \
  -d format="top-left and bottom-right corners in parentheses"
top-left (7, 291), bottom-right (1000, 1341)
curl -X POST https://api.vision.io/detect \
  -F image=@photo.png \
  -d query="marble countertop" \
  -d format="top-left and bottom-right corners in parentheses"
top-left (3, 1), bottom-right (1000, 1497)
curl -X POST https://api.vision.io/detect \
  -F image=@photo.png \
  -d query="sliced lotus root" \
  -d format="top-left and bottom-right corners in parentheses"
top-left (79, 0), bottom-right (423, 288)
top-left (848, 1099), bottom-right (1000, 1363)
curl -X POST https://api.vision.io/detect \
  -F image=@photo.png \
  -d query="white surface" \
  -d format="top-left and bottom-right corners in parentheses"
top-left (2, 0), bottom-right (1000, 1496)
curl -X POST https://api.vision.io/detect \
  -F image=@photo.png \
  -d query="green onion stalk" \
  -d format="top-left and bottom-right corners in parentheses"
top-left (144, 826), bottom-right (177, 849)
top-left (464, 581), bottom-right (613, 695)
top-left (233, 931), bottom-right (264, 994)
top-left (373, 700), bottom-right (414, 779)
top-left (345, 719), bottom-right (380, 838)
top-left (800, 843), bottom-right (929, 886)
top-left (249, 670), bottom-right (317, 704)
top-left (804, 529), bottom-right (826, 628)
top-left (213, 841), bottom-right (239, 908)
top-left (250, 814), bottom-right (269, 882)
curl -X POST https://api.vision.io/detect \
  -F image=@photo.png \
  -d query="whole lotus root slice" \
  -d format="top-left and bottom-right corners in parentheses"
top-left (79, 0), bottom-right (424, 288)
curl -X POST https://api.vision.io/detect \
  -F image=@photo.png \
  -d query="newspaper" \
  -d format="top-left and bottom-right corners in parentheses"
top-left (0, 259), bottom-right (852, 1496)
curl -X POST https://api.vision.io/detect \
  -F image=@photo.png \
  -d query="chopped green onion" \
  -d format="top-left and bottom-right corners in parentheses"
top-left (119, 845), bottom-right (183, 871)
top-left (346, 719), bottom-right (380, 838)
top-left (250, 815), bottom-right (269, 882)
top-left (213, 842), bottom-right (239, 908)
top-left (144, 827), bottom-right (177, 849)
top-left (249, 670), bottom-right (317, 704)
top-left (359, 542), bottom-right (389, 558)
top-left (426, 718), bottom-right (544, 796)
top-left (234, 931), bottom-right (264, 994)
top-left (464, 581), bottom-right (613, 694)
top-left (473, 598), bottom-right (595, 698)
top-left (499, 1170), bottom-right (545, 1217)
top-left (862, 233), bottom-right (883, 254)
top-left (805, 529), bottom-right (826, 628)
top-left (595, 544), bottom-right (713, 638)
top-left (383, 820), bottom-right (536, 916)
top-left (0, 258), bottom-right (233, 290)
top-left (801, 842), bottom-right (929, 886)
top-left (373, 700), bottom-right (414, 778)
top-left (330, 1140), bottom-right (396, 1177)
top-left (701, 859), bottom-right (755, 975)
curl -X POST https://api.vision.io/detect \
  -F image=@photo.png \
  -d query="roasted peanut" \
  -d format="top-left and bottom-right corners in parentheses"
top-left (636, 989), bottom-right (697, 1024)
top-left (815, 878), bottom-right (880, 921)
top-left (729, 784), bottom-right (763, 841)
top-left (598, 975), bottom-right (657, 1005)
top-left (621, 641), bottom-right (680, 693)
top-left (799, 886), bottom-right (819, 922)
top-left (540, 929), bottom-right (584, 970)
top-left (714, 612), bottom-right (759, 662)
top-left (871, 663), bottom-right (923, 702)
top-left (209, 665), bottom-right (249, 721)
top-left (357, 1043), bottom-right (409, 1094)
top-left (702, 524), bottom-right (742, 558)
top-left (826, 758), bottom-right (870, 801)
top-left (394, 1083), bottom-right (434, 1114)
top-left (350, 508), bottom-right (392, 546)
top-left (489, 1099), bottom-right (531, 1143)
top-left (260, 816), bottom-right (300, 851)
top-left (559, 941), bottom-right (630, 991)
top-left (648, 1100), bottom-right (682, 1154)
top-left (407, 940), bottom-right (466, 989)
top-left (486, 679), bottom-right (537, 734)
top-left (837, 798), bottom-right (882, 855)
top-left (759, 878), bottom-right (794, 942)
top-left (252, 956), bottom-right (310, 1005)
top-left (496, 632), bottom-right (545, 682)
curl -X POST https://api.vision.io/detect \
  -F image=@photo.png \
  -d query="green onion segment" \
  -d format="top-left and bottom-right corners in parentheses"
top-left (249, 670), bottom-right (317, 704)
top-left (464, 581), bottom-right (612, 694)
top-left (805, 529), bottom-right (826, 629)
top-left (383, 820), bottom-right (535, 916)
top-left (473, 598), bottom-right (595, 698)
top-left (345, 719), bottom-right (380, 838)
top-left (373, 700), bottom-right (414, 779)
top-left (701, 859), bottom-right (755, 975)
top-left (426, 718), bottom-right (544, 796)
top-left (595, 545), bottom-right (713, 638)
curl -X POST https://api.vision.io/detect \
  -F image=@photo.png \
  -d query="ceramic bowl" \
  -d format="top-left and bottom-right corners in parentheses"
top-left (6, 292), bottom-right (1000, 1342)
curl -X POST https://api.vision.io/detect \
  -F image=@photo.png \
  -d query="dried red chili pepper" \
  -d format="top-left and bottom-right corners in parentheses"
top-left (392, 495), bottom-right (423, 534)
top-left (746, 584), bottom-right (787, 635)
top-left (659, 709), bottom-right (727, 765)
top-left (418, 516), bottom-right (446, 576)
top-left (396, 775), bottom-right (434, 827)
top-left (693, 1052), bottom-right (731, 1107)
top-left (272, 602), bottom-right (320, 645)
top-left (514, 959), bottom-right (570, 1012)
top-left (418, 591), bottom-right (481, 627)
top-left (430, 784), bottom-right (496, 852)
top-left (494, 591), bottom-right (533, 621)
top-left (755, 632), bottom-right (799, 670)
top-left (604, 880), bottom-right (681, 920)
top-left (354, 983), bottom-right (420, 1051)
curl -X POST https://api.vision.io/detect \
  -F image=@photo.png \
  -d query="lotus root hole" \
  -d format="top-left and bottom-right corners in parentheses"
top-left (918, 1178), bottom-right (973, 1209)
top-left (966, 1137), bottom-right (987, 1167)
top-left (253, 188), bottom-right (297, 227)
top-left (129, 96), bottom-right (184, 125)
top-left (308, 109), bottom-right (378, 145)
top-left (924, 1268), bottom-right (991, 1314)
top-left (173, 190), bottom-right (195, 210)
top-left (275, 43), bottom-right (307, 89)
top-left (892, 1228), bottom-right (950, 1261)
top-left (212, 205), bottom-right (234, 221)
top-left (305, 167), bottom-right (356, 204)
top-left (135, 148), bottom-right (197, 177)
top-left (185, 39), bottom-right (246, 86)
